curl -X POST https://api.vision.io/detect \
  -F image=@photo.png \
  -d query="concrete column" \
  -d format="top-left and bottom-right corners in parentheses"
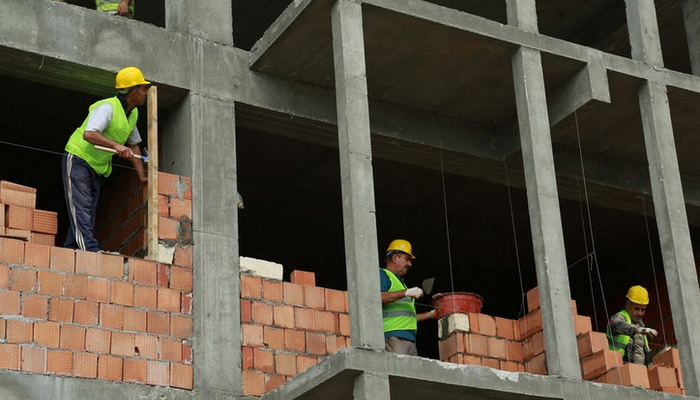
top-left (638, 82), bottom-right (700, 397)
top-left (165, 0), bottom-right (233, 46)
top-left (682, 0), bottom-right (700, 75)
top-left (353, 372), bottom-right (391, 400)
top-left (506, 0), bottom-right (538, 32)
top-left (331, 0), bottom-right (386, 353)
top-left (511, 47), bottom-right (581, 379)
top-left (625, 0), bottom-right (664, 66)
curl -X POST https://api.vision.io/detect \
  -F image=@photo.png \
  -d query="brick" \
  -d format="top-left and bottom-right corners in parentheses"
top-left (21, 346), bottom-right (47, 373)
top-left (100, 303), bottom-right (124, 329)
top-left (181, 292), bottom-right (192, 314)
top-left (10, 268), bottom-right (36, 291)
top-left (33, 209), bottom-right (58, 234)
top-left (169, 266), bottom-right (192, 291)
top-left (123, 308), bottom-right (147, 332)
top-left (577, 331), bottom-right (608, 358)
top-left (306, 331), bottom-right (327, 356)
top-left (297, 355), bottom-right (317, 373)
top-left (181, 177), bottom-right (192, 199)
top-left (315, 310), bottom-right (338, 334)
top-left (675, 367), bottom-right (684, 389)
top-left (31, 233), bottom-right (55, 246)
top-left (526, 287), bottom-right (540, 312)
top-left (0, 265), bottom-right (8, 289)
top-left (158, 217), bottom-right (178, 241)
top-left (243, 370), bottom-right (265, 396)
top-left (157, 288), bottom-right (180, 312)
top-left (101, 253), bottom-right (124, 279)
top-left (338, 313), bottom-right (350, 336)
top-left (525, 352), bottom-right (547, 375)
top-left (7, 319), bottom-right (33, 343)
top-left (0, 343), bottom-right (21, 370)
top-left (22, 293), bottom-right (48, 319)
top-left (523, 331), bottom-right (545, 360)
top-left (86, 278), bottom-right (111, 303)
top-left (266, 373), bottom-right (286, 392)
top-left (73, 352), bottom-right (98, 378)
top-left (49, 297), bottom-right (75, 323)
top-left (283, 282), bottom-right (305, 306)
top-left (60, 324), bottom-right (86, 351)
top-left (581, 349), bottom-right (623, 380)
top-left (34, 321), bottom-right (60, 348)
top-left (128, 258), bottom-right (157, 285)
top-left (24, 243), bottom-right (50, 268)
top-left (439, 333), bottom-right (466, 360)
top-left (0, 290), bottom-right (20, 314)
top-left (263, 280), bottom-right (284, 303)
top-left (263, 326), bottom-right (285, 351)
top-left (324, 288), bottom-right (347, 313)
top-left (572, 299), bottom-right (578, 315)
top-left (241, 275), bottom-right (263, 299)
top-left (487, 337), bottom-right (508, 360)
top-left (47, 349), bottom-right (73, 375)
top-left (63, 274), bottom-right (87, 299)
top-left (182, 341), bottom-right (192, 364)
top-left (507, 341), bottom-right (524, 362)
top-left (0, 182), bottom-right (36, 208)
top-left (653, 348), bottom-right (681, 368)
top-left (75, 250), bottom-right (101, 276)
top-left (500, 360), bottom-right (525, 372)
top-left (648, 365), bottom-right (678, 390)
top-left (274, 305), bottom-right (295, 329)
top-left (158, 195), bottom-right (169, 216)
top-left (304, 285), bottom-right (325, 309)
top-left (466, 334), bottom-right (489, 357)
top-left (110, 281), bottom-right (134, 306)
top-left (326, 334), bottom-right (343, 354)
top-left (134, 285), bottom-right (158, 309)
top-left (254, 347), bottom-right (275, 373)
top-left (73, 301), bottom-right (100, 326)
top-left (482, 357), bottom-right (500, 369)
top-left (6, 205), bottom-right (33, 230)
top-left (0, 318), bottom-right (4, 340)
top-left (98, 355), bottom-right (123, 381)
top-left (574, 315), bottom-right (592, 336)
top-left (38, 270), bottom-right (63, 296)
top-left (0, 238), bottom-right (25, 265)
top-left (145, 360), bottom-right (169, 386)
top-left (285, 329), bottom-right (306, 352)
top-left (49, 247), bottom-right (75, 272)
top-left (243, 323), bottom-right (264, 347)
top-left (295, 307), bottom-right (315, 331)
top-left (156, 264), bottom-right (168, 287)
top-left (241, 299), bottom-right (252, 323)
top-left (170, 315), bottom-right (192, 339)
top-left (290, 270), bottom-right (315, 286)
top-left (146, 311), bottom-right (170, 335)
top-left (275, 352), bottom-right (297, 376)
top-left (173, 245), bottom-right (192, 268)
top-left (160, 337), bottom-right (182, 362)
top-left (170, 363), bottom-right (193, 390)
top-left (85, 328), bottom-right (111, 354)
top-left (158, 173), bottom-right (181, 197)
top-left (111, 331), bottom-right (136, 357)
top-left (123, 358), bottom-right (148, 383)
top-left (495, 317), bottom-right (515, 340)
top-left (519, 309), bottom-right (542, 338)
top-left (476, 313), bottom-right (496, 336)
top-left (169, 198), bottom-right (192, 219)
top-left (242, 346), bottom-right (254, 370)
top-left (604, 362), bottom-right (650, 388)
top-left (5, 228), bottom-right (30, 241)
top-left (135, 334), bottom-right (159, 359)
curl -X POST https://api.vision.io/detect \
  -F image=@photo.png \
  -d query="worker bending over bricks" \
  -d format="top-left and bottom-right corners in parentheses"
top-left (606, 285), bottom-right (658, 365)
top-left (62, 67), bottom-right (148, 252)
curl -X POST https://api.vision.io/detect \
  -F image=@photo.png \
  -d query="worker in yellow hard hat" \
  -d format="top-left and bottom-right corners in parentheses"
top-left (61, 67), bottom-right (149, 252)
top-left (606, 285), bottom-right (658, 365)
top-left (380, 239), bottom-right (436, 355)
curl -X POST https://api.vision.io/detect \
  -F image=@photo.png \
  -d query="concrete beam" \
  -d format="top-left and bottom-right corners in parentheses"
top-left (639, 82), bottom-right (700, 397)
top-left (165, 0), bottom-right (233, 46)
top-left (625, 0), bottom-right (664, 66)
top-left (511, 46), bottom-right (580, 379)
top-left (682, 0), bottom-right (700, 76)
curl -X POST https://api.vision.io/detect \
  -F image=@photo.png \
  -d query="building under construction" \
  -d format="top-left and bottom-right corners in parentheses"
top-left (1, 0), bottom-right (700, 399)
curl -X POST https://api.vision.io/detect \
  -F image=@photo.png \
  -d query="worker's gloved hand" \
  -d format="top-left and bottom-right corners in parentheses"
top-left (405, 287), bottom-right (424, 299)
top-left (637, 327), bottom-right (659, 337)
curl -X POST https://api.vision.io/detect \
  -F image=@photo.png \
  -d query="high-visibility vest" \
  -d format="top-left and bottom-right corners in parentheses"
top-left (65, 97), bottom-right (138, 177)
top-left (382, 269), bottom-right (417, 333)
top-left (606, 309), bottom-right (650, 360)
top-left (96, 0), bottom-right (135, 17)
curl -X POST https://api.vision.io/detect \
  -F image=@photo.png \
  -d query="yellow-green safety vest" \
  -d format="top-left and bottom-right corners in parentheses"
top-left (65, 97), bottom-right (138, 177)
top-left (96, 0), bottom-right (134, 17)
top-left (606, 309), bottom-right (650, 360)
top-left (382, 268), bottom-right (417, 333)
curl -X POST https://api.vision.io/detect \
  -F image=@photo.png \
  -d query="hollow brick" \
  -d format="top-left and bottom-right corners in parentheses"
top-left (60, 324), bottom-right (86, 351)
top-left (170, 315), bottom-right (192, 339)
top-left (73, 352), bottom-right (98, 378)
top-left (21, 345), bottom-right (47, 373)
top-left (85, 328), bottom-right (111, 354)
top-left (170, 363), bottom-right (193, 390)
top-left (34, 321), bottom-right (60, 348)
top-left (7, 319), bottom-right (33, 344)
top-left (97, 355), bottom-right (123, 382)
top-left (47, 349), bottom-right (73, 375)
top-left (290, 270), bottom-right (315, 286)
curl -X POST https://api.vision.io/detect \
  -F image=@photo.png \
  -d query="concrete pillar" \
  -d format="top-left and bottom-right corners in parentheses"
top-left (638, 82), bottom-right (700, 397)
top-left (165, 0), bottom-right (233, 46)
top-left (353, 372), bottom-right (391, 400)
top-left (682, 0), bottom-right (700, 75)
top-left (506, 0), bottom-right (538, 32)
top-left (331, 0), bottom-right (386, 355)
top-left (625, 0), bottom-right (664, 66)
top-left (511, 47), bottom-right (581, 379)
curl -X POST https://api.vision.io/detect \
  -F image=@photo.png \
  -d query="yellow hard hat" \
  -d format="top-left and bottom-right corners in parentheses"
top-left (115, 67), bottom-right (150, 89)
top-left (626, 285), bottom-right (649, 305)
top-left (386, 239), bottom-right (415, 259)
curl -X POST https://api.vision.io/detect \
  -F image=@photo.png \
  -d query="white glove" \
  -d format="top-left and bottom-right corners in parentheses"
top-left (637, 327), bottom-right (658, 337)
top-left (405, 287), bottom-right (424, 299)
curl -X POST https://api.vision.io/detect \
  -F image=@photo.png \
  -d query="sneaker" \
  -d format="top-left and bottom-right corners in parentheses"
top-left (98, 250), bottom-right (122, 256)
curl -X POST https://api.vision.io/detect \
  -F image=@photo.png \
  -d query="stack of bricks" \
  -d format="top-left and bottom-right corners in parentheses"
top-left (241, 269), bottom-right (350, 396)
top-left (97, 172), bottom-right (192, 264)
top-left (1, 181), bottom-right (58, 246)
top-left (647, 348), bottom-right (685, 395)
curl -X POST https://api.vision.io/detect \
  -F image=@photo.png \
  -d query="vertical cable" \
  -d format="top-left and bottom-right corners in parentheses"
top-left (438, 138), bottom-right (457, 314)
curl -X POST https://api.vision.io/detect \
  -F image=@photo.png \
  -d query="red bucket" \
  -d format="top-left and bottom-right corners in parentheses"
top-left (431, 292), bottom-right (483, 319)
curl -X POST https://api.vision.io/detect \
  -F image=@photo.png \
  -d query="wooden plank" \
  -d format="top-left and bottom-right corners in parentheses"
top-left (146, 85), bottom-right (159, 261)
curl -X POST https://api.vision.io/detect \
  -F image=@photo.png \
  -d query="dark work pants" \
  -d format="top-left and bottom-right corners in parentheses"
top-left (62, 152), bottom-right (102, 252)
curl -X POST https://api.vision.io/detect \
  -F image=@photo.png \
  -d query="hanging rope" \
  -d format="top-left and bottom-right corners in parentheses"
top-left (641, 187), bottom-right (668, 345)
top-left (502, 159), bottom-right (527, 319)
top-left (438, 138), bottom-right (457, 314)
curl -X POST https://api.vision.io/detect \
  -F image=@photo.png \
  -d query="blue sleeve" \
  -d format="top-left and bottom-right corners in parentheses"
top-left (379, 269), bottom-right (391, 292)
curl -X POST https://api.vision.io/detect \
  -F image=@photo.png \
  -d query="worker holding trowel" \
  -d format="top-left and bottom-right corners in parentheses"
top-left (606, 285), bottom-right (658, 365)
top-left (61, 66), bottom-right (149, 253)
top-left (380, 239), bottom-right (437, 355)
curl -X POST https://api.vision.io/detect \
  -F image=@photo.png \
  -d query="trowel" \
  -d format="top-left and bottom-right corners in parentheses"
top-left (422, 277), bottom-right (435, 295)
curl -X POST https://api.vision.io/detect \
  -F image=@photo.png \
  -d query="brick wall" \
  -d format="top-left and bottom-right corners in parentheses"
top-left (1, 180), bottom-right (57, 246)
top-left (240, 271), bottom-right (350, 396)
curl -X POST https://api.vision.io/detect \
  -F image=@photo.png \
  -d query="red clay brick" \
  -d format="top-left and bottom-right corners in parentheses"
top-left (577, 331), bottom-right (608, 358)
top-left (128, 258), bottom-right (157, 285)
top-left (60, 324), bottom-right (86, 351)
top-left (0, 319), bottom-right (5, 340)
top-left (21, 346), bottom-right (47, 373)
top-left (290, 270), bottom-right (315, 286)
top-left (482, 357), bottom-right (500, 369)
top-left (49, 297), bottom-right (74, 323)
top-left (123, 308), bottom-right (147, 332)
top-left (158, 217), bottom-right (179, 241)
top-left (242, 346), bottom-right (254, 370)
top-left (524, 331), bottom-right (545, 359)
top-left (581, 349), bottom-right (623, 380)
top-left (304, 285), bottom-right (325, 309)
top-left (74, 300), bottom-right (99, 326)
top-left (101, 253), bottom-right (124, 279)
top-left (34, 321), bottom-right (60, 348)
top-left (500, 360), bottom-right (525, 372)
top-left (33, 209), bottom-right (58, 234)
top-left (31, 233), bottom-right (55, 247)
top-left (109, 281), bottom-right (133, 306)
top-left (243, 323), bottom-right (264, 348)
top-left (285, 329), bottom-right (306, 352)
top-left (305, 331), bottom-right (327, 356)
top-left (326, 334), bottom-right (343, 354)
top-left (274, 305), bottom-right (295, 329)
top-left (160, 337), bottom-right (182, 362)
top-left (63, 274), bottom-right (87, 299)
top-left (135, 334), bottom-right (159, 359)
top-left (605, 362), bottom-right (650, 388)
top-left (295, 307), bottom-right (315, 331)
top-left (487, 337), bottom-right (508, 360)
top-left (86, 278), bottom-right (111, 303)
top-left (170, 315), bottom-right (192, 339)
top-left (6, 228), bottom-right (30, 241)
top-left (181, 292), bottom-right (192, 314)
top-left (24, 243), bottom-right (50, 268)
top-left (146, 360), bottom-right (169, 386)
top-left (181, 176), bottom-right (192, 199)
top-left (158, 173), bottom-right (181, 197)
top-left (75, 250), bottom-right (100, 276)
top-left (648, 365), bottom-right (678, 390)
top-left (0, 343), bottom-right (21, 370)
top-left (466, 334), bottom-right (489, 357)
top-left (262, 280), bottom-right (284, 303)
top-left (275, 352), bottom-right (297, 376)
top-left (338, 313), bottom-right (350, 336)
top-left (123, 358), bottom-right (148, 383)
top-left (241, 275), bottom-right (263, 299)
top-left (439, 333), bottom-right (466, 360)
top-left (22, 293), bottom-right (48, 319)
top-left (263, 326), bottom-right (285, 351)
top-left (85, 328), bottom-right (111, 354)
top-left (100, 303), bottom-right (124, 329)
top-left (495, 317), bottom-right (516, 340)
top-left (0, 265), bottom-right (9, 289)
top-left (574, 315), bottom-right (592, 336)
top-left (241, 299), bottom-right (252, 323)
top-left (98, 355), bottom-right (123, 381)
top-left (38, 270), bottom-right (63, 296)
top-left (169, 266), bottom-right (192, 291)
top-left (254, 347), bottom-right (275, 373)
top-left (158, 288), bottom-right (181, 312)
top-left (520, 309), bottom-right (543, 339)
top-left (653, 348), bottom-right (681, 368)
top-left (156, 264), bottom-right (168, 287)
top-left (158, 194), bottom-right (169, 216)
top-left (324, 288), bottom-right (347, 313)
top-left (297, 355), bottom-right (317, 373)
top-left (525, 352), bottom-right (547, 375)
top-left (243, 370), bottom-right (265, 396)
top-left (111, 331), bottom-right (136, 357)
top-left (170, 363), bottom-right (193, 390)
top-left (146, 311), bottom-right (170, 335)
top-left (73, 352), bottom-right (98, 378)
top-left (170, 198), bottom-right (192, 220)
top-left (0, 290), bottom-right (20, 314)
top-left (266, 373), bottom-right (286, 392)
top-left (526, 286), bottom-right (540, 313)
top-left (134, 285), bottom-right (158, 309)
top-left (10, 268), bottom-right (36, 292)
top-left (5, 205), bottom-right (33, 231)
top-left (507, 340), bottom-right (524, 363)
top-left (476, 313), bottom-right (496, 336)
top-left (49, 247), bottom-right (75, 272)
top-left (315, 310), bottom-right (338, 334)
top-left (7, 319), bottom-right (33, 343)
top-left (173, 245), bottom-right (192, 268)
top-left (283, 282), bottom-right (305, 306)
top-left (47, 349), bottom-right (73, 375)
top-left (182, 341), bottom-right (192, 364)
top-left (0, 238), bottom-right (25, 265)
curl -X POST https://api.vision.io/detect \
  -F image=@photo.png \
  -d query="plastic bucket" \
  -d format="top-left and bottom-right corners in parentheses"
top-left (431, 292), bottom-right (484, 319)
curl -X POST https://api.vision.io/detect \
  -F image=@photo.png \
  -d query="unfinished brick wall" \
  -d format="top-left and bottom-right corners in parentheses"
top-left (240, 271), bottom-right (350, 396)
top-left (1, 181), bottom-right (58, 246)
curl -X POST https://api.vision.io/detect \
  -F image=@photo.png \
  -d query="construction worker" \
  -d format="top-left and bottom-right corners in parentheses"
top-left (62, 67), bottom-right (148, 253)
top-left (606, 285), bottom-right (658, 365)
top-left (96, 0), bottom-right (134, 19)
top-left (380, 239), bottom-right (435, 355)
